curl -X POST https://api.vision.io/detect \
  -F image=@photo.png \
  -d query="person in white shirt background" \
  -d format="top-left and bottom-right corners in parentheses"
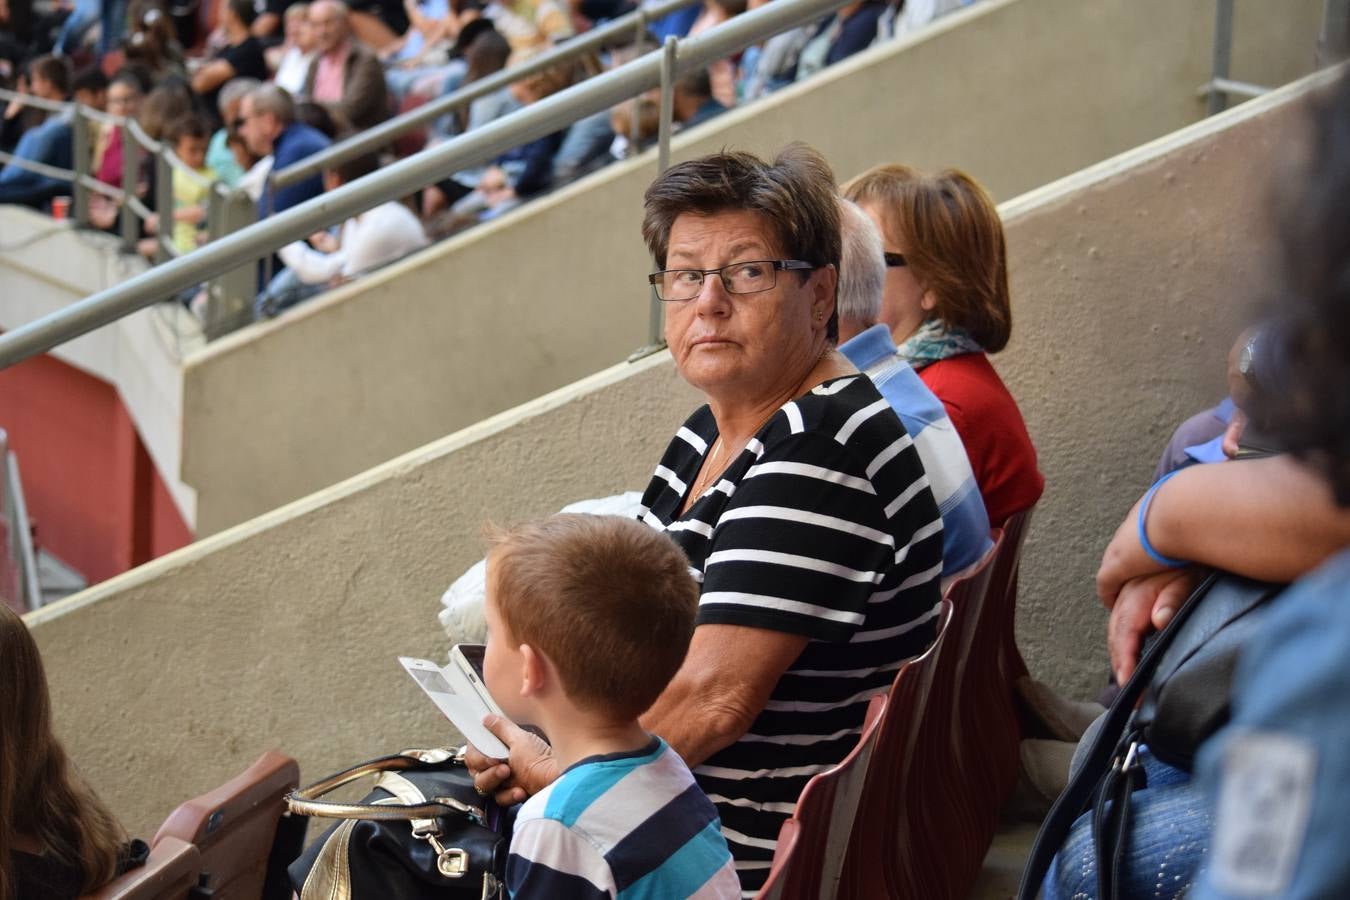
top-left (254, 150), bottom-right (429, 319)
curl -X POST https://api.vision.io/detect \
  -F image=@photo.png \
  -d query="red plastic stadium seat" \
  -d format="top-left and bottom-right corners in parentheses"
top-left (83, 836), bottom-right (201, 900)
top-left (758, 818), bottom-right (800, 900)
top-left (152, 750), bottom-right (299, 900)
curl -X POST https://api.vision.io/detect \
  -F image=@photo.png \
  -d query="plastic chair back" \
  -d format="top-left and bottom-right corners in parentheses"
top-left (758, 818), bottom-right (801, 900)
top-left (83, 836), bottom-right (201, 900)
top-left (756, 692), bottom-right (887, 900)
top-left (838, 599), bottom-right (953, 898)
top-left (152, 751), bottom-right (299, 900)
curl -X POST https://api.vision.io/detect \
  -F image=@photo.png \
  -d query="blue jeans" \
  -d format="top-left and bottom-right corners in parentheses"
top-left (1044, 746), bottom-right (1210, 900)
top-left (54, 0), bottom-right (100, 55)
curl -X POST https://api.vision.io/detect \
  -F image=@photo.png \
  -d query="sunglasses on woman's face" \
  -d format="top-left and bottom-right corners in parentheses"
top-left (884, 252), bottom-right (907, 267)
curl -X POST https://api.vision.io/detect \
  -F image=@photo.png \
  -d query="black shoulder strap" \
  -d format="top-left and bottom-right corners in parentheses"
top-left (1015, 571), bottom-right (1222, 900)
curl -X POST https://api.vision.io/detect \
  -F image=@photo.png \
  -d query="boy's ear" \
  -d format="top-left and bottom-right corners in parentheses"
top-left (518, 643), bottom-right (547, 698)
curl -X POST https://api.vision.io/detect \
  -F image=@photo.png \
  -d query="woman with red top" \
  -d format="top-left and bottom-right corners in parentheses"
top-left (843, 164), bottom-right (1043, 527)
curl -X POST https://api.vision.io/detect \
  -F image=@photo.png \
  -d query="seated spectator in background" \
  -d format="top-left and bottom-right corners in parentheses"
top-left (836, 198), bottom-right (992, 580)
top-left (206, 76), bottom-right (261, 188)
top-left (1, 604), bottom-right (148, 899)
top-left (0, 55), bottom-right (72, 209)
top-left (424, 20), bottom-right (508, 143)
top-left (431, 60), bottom-right (569, 226)
top-left (269, 4), bottom-right (317, 95)
top-left (737, 0), bottom-right (811, 102)
top-left (295, 99), bottom-right (342, 137)
top-left (844, 164), bottom-right (1044, 527)
top-left (646, 0), bottom-right (699, 43)
top-left (161, 114), bottom-right (216, 256)
top-left (468, 515), bottom-right (740, 899)
top-left (87, 76), bottom-right (191, 230)
top-left (794, 0), bottom-right (884, 81)
top-left (191, 0), bottom-right (269, 126)
top-left (255, 150), bottom-right (427, 318)
top-left (686, 0), bottom-right (742, 107)
top-left (122, 1), bottom-right (186, 82)
top-left (1, 54), bottom-right (68, 153)
top-left (672, 67), bottom-right (724, 130)
top-left (877, 0), bottom-right (963, 42)
top-left (93, 68), bottom-right (149, 188)
top-left (346, 0), bottom-right (410, 51)
top-left (240, 83), bottom-right (331, 216)
top-left (302, 0), bottom-right (391, 130)
top-left (483, 0), bottom-right (571, 55)
top-left (70, 66), bottom-right (107, 110)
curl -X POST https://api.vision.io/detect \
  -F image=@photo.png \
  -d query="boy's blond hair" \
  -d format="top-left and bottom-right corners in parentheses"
top-left (487, 515), bottom-right (698, 720)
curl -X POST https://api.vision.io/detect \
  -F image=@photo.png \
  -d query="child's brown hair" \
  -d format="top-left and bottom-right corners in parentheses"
top-left (487, 514), bottom-right (698, 720)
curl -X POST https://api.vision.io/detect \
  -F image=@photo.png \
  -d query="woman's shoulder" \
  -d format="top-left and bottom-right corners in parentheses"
top-left (11, 849), bottom-right (84, 899)
top-left (758, 374), bottom-right (906, 464)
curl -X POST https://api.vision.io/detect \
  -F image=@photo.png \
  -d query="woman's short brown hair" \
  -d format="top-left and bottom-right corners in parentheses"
top-left (842, 164), bottom-right (1012, 352)
top-left (486, 515), bottom-right (698, 721)
top-left (642, 143), bottom-right (842, 341)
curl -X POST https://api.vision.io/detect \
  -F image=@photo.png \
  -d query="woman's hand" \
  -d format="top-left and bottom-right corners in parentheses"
top-left (463, 715), bottom-right (558, 806)
top-left (1096, 493), bottom-right (1171, 610)
top-left (1107, 567), bottom-right (1203, 685)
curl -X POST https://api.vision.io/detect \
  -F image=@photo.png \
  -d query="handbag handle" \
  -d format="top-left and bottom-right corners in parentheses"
top-left (286, 746), bottom-right (485, 822)
top-left (1015, 571), bottom-right (1222, 900)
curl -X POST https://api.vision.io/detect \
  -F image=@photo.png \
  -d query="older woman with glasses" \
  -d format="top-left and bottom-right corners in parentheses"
top-left (844, 164), bottom-right (1043, 528)
top-left (466, 144), bottom-right (946, 892)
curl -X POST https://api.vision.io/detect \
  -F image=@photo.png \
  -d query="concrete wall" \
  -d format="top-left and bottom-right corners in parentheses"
top-left (180, 0), bottom-right (1324, 535)
top-left (0, 207), bottom-right (198, 529)
top-left (26, 73), bottom-right (1322, 836)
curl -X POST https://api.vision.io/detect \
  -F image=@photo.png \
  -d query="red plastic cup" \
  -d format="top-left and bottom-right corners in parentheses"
top-left (51, 196), bottom-right (71, 221)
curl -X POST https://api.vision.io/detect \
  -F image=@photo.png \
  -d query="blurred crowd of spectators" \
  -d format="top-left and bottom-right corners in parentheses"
top-left (0, 0), bottom-right (979, 318)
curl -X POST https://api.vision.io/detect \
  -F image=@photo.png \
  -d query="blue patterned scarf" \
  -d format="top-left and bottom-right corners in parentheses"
top-left (894, 318), bottom-right (984, 369)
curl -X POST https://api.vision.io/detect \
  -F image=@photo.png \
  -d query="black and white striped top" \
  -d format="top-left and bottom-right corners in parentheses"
top-left (638, 374), bottom-right (945, 894)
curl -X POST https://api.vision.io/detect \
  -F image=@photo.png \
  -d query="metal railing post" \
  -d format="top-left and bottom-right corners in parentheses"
top-left (1321, 0), bottom-right (1350, 64)
top-left (71, 107), bottom-right (91, 226)
top-left (204, 187), bottom-right (259, 339)
top-left (7, 451), bottom-right (40, 611)
top-left (629, 7), bottom-right (649, 156)
top-left (154, 151), bottom-right (174, 264)
top-left (657, 36), bottom-right (677, 175)
top-left (1207, 0), bottom-right (1234, 115)
top-left (120, 120), bottom-right (139, 247)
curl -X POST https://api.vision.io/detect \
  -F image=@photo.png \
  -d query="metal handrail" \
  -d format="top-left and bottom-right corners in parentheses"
top-left (270, 0), bottom-right (700, 189)
top-left (0, 0), bottom-right (851, 370)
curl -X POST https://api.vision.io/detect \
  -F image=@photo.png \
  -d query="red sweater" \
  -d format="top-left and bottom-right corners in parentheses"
top-left (919, 352), bottom-right (1044, 528)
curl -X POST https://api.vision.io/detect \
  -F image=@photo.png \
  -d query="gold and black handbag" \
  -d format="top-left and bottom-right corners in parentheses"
top-left (286, 747), bottom-right (508, 900)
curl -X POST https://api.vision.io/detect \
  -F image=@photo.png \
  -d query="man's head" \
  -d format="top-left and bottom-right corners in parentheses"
top-left (239, 84), bottom-right (294, 157)
top-left (71, 67), bottom-right (109, 110)
top-left (835, 198), bottom-right (887, 343)
top-left (285, 3), bottom-right (314, 51)
top-left (168, 113), bottom-right (212, 170)
top-left (307, 0), bottom-right (350, 55)
top-left (218, 76), bottom-right (261, 128)
top-left (482, 515), bottom-right (698, 726)
top-left (28, 55), bottom-right (71, 101)
top-left (225, 0), bottom-right (259, 31)
top-left (671, 67), bottom-right (712, 123)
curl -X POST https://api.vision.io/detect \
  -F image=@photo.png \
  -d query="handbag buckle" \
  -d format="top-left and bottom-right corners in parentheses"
top-left (435, 846), bottom-right (470, 878)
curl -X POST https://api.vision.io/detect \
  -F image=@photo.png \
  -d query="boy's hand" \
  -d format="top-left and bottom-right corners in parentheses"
top-left (464, 715), bottom-right (557, 806)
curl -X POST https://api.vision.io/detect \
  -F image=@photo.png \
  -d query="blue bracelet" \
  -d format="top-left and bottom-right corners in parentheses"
top-left (1137, 470), bottom-right (1187, 568)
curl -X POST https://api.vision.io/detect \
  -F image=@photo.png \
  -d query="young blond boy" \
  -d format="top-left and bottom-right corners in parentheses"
top-left (478, 514), bottom-right (740, 899)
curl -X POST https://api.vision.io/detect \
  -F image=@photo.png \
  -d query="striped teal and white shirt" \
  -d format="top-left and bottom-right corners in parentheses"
top-left (506, 738), bottom-right (740, 898)
top-left (638, 374), bottom-right (945, 895)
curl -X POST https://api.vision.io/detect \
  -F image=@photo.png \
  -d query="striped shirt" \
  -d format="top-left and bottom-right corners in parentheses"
top-left (506, 738), bottom-right (740, 899)
top-left (839, 324), bottom-right (993, 576)
top-left (637, 375), bottom-right (945, 894)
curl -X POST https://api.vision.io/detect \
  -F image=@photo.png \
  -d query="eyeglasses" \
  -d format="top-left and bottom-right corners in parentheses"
top-left (648, 259), bottom-right (817, 302)
top-left (884, 252), bottom-right (907, 267)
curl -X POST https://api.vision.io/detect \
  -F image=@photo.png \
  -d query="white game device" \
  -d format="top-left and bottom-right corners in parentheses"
top-left (399, 653), bottom-right (509, 758)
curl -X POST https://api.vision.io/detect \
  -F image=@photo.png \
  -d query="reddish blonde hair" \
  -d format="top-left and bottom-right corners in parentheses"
top-left (486, 515), bottom-right (698, 721)
top-left (843, 164), bottom-right (1012, 352)
top-left (0, 605), bottom-right (126, 900)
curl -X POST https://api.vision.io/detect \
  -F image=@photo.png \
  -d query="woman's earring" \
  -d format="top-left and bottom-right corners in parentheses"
top-left (815, 311), bottom-right (823, 322)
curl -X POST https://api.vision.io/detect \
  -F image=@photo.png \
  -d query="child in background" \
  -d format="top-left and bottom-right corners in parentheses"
top-left (475, 515), bottom-right (740, 899)
top-left (153, 113), bottom-right (216, 256)
top-left (137, 113), bottom-right (217, 259)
